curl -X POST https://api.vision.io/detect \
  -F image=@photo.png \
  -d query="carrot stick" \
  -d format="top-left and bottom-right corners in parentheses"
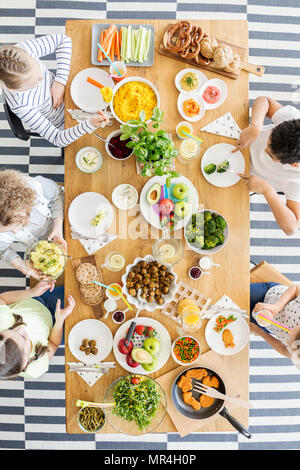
top-left (86, 76), bottom-right (104, 89)
top-left (102, 24), bottom-right (117, 53)
top-left (110, 31), bottom-right (116, 61)
top-left (97, 30), bottom-right (104, 61)
top-left (119, 28), bottom-right (122, 51)
top-left (115, 30), bottom-right (120, 61)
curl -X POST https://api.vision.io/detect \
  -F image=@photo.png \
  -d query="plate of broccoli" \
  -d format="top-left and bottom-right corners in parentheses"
top-left (184, 210), bottom-right (229, 254)
top-left (200, 143), bottom-right (245, 188)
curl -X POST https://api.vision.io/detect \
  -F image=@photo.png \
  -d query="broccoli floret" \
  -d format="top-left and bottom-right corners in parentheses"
top-left (214, 228), bottom-right (225, 244)
top-left (194, 235), bottom-right (204, 248)
top-left (215, 215), bottom-right (227, 230)
top-left (204, 211), bottom-right (212, 223)
top-left (204, 163), bottom-right (216, 175)
top-left (205, 218), bottom-right (216, 235)
top-left (216, 160), bottom-right (230, 173)
top-left (205, 235), bottom-right (219, 248)
top-left (187, 236), bottom-right (196, 244)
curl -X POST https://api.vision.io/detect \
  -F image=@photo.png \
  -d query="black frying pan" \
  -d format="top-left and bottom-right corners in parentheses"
top-left (171, 366), bottom-right (251, 439)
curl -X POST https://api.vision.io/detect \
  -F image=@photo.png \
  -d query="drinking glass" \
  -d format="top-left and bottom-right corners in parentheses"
top-left (152, 237), bottom-right (184, 267)
top-left (177, 138), bottom-right (201, 164)
top-left (101, 251), bottom-right (125, 272)
top-left (177, 305), bottom-right (202, 335)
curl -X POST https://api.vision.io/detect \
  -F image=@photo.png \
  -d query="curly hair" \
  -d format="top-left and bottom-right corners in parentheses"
top-left (0, 45), bottom-right (32, 89)
top-left (269, 119), bottom-right (300, 165)
top-left (0, 170), bottom-right (36, 227)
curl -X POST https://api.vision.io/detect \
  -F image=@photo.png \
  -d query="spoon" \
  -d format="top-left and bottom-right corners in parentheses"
top-left (94, 132), bottom-right (118, 151)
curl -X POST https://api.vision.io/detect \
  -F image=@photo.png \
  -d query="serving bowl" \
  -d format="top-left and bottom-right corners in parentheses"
top-left (110, 76), bottom-right (161, 125)
top-left (121, 255), bottom-right (178, 313)
top-left (24, 239), bottom-right (66, 280)
top-left (104, 374), bottom-right (167, 435)
top-left (105, 129), bottom-right (134, 161)
top-left (184, 209), bottom-right (229, 255)
top-left (171, 335), bottom-right (201, 366)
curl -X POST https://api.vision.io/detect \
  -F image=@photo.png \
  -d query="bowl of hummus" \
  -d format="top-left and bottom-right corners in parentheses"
top-left (175, 68), bottom-right (207, 94)
top-left (76, 147), bottom-right (102, 173)
top-left (25, 240), bottom-right (66, 279)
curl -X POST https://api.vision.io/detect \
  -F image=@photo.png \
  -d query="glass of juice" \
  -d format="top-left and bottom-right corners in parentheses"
top-left (253, 309), bottom-right (273, 327)
top-left (178, 137), bottom-right (201, 164)
top-left (102, 251), bottom-right (125, 272)
top-left (176, 121), bottom-right (193, 139)
top-left (177, 304), bottom-right (202, 334)
top-left (106, 283), bottom-right (122, 300)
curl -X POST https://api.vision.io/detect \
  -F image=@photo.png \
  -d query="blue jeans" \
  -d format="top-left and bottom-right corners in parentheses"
top-left (34, 286), bottom-right (65, 343)
top-left (250, 282), bottom-right (279, 332)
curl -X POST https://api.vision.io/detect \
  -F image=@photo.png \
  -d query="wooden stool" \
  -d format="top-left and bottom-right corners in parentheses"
top-left (250, 261), bottom-right (293, 286)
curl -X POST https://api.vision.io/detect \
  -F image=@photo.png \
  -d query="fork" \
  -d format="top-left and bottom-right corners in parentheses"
top-left (193, 381), bottom-right (253, 409)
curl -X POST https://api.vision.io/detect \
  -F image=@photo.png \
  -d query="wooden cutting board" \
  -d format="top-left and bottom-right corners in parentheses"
top-left (71, 255), bottom-right (105, 319)
top-left (159, 24), bottom-right (264, 79)
top-left (156, 349), bottom-right (246, 437)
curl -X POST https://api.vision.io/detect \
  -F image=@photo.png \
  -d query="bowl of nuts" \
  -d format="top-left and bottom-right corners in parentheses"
top-left (121, 255), bottom-right (178, 313)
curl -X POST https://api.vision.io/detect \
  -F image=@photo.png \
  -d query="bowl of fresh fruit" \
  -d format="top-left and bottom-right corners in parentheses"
top-left (184, 210), bottom-right (229, 254)
top-left (113, 317), bottom-right (171, 375)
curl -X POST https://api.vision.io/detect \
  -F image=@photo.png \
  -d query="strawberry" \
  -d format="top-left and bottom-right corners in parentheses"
top-left (135, 325), bottom-right (146, 335)
top-left (145, 326), bottom-right (155, 337)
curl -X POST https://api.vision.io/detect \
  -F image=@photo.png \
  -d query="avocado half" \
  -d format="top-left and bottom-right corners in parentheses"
top-left (131, 347), bottom-right (154, 364)
top-left (146, 183), bottom-right (161, 205)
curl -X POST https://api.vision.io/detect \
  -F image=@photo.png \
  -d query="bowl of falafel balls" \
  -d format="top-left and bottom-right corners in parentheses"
top-left (184, 210), bottom-right (229, 255)
top-left (122, 255), bottom-right (178, 312)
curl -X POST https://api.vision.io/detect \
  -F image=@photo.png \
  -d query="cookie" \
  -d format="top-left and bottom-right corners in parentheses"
top-left (76, 263), bottom-right (97, 285)
top-left (80, 271), bottom-right (103, 305)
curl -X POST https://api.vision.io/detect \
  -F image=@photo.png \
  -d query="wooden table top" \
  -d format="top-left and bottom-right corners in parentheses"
top-left (64, 19), bottom-right (250, 435)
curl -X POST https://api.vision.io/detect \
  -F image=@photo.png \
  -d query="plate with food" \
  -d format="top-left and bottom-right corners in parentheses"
top-left (184, 210), bottom-right (229, 254)
top-left (113, 317), bottom-right (171, 374)
top-left (201, 143), bottom-right (245, 188)
top-left (177, 92), bottom-right (205, 122)
top-left (121, 255), bottom-right (178, 313)
top-left (110, 76), bottom-right (160, 125)
top-left (70, 67), bottom-right (114, 113)
top-left (24, 239), bottom-right (66, 279)
top-left (205, 312), bottom-right (249, 355)
top-left (175, 68), bottom-right (208, 94)
top-left (199, 78), bottom-right (228, 110)
top-left (171, 366), bottom-right (251, 438)
top-left (91, 23), bottom-right (155, 67)
top-left (68, 319), bottom-right (113, 364)
top-left (68, 192), bottom-right (114, 237)
top-left (104, 374), bottom-right (167, 435)
top-left (140, 175), bottom-right (199, 231)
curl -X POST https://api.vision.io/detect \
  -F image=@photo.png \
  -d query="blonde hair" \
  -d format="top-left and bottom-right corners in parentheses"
top-left (0, 45), bottom-right (32, 89)
top-left (0, 170), bottom-right (36, 227)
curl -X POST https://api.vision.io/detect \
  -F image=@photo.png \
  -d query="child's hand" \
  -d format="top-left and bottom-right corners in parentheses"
top-left (253, 302), bottom-right (280, 316)
top-left (231, 125), bottom-right (260, 153)
top-left (237, 173), bottom-right (270, 195)
top-left (51, 81), bottom-right (65, 109)
top-left (90, 109), bottom-right (109, 128)
top-left (55, 295), bottom-right (75, 324)
top-left (31, 280), bottom-right (55, 297)
top-left (48, 218), bottom-right (67, 253)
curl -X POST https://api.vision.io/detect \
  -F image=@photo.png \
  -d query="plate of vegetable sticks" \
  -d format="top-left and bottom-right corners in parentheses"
top-left (91, 23), bottom-right (155, 66)
top-left (205, 311), bottom-right (249, 356)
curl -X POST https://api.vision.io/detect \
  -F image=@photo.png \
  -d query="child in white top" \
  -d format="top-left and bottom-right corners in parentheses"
top-left (0, 169), bottom-right (66, 280)
top-left (0, 34), bottom-right (108, 147)
top-left (232, 96), bottom-right (300, 236)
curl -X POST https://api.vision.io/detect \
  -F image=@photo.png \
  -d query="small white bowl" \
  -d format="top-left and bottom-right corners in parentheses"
top-left (105, 130), bottom-right (134, 161)
top-left (112, 184), bottom-right (138, 210)
top-left (175, 68), bottom-right (208, 94)
top-left (199, 78), bottom-right (228, 110)
top-left (171, 335), bottom-right (201, 366)
top-left (177, 93), bottom-right (206, 123)
top-left (176, 121), bottom-right (193, 139)
top-left (106, 283), bottom-right (122, 300)
top-left (75, 146), bottom-right (102, 173)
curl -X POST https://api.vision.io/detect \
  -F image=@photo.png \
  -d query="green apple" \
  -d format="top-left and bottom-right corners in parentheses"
top-left (143, 337), bottom-right (160, 356)
top-left (174, 201), bottom-right (191, 219)
top-left (142, 355), bottom-right (158, 372)
top-left (172, 183), bottom-right (189, 200)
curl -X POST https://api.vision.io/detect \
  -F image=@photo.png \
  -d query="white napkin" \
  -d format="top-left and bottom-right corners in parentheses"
top-left (202, 294), bottom-right (248, 319)
top-left (67, 109), bottom-right (114, 127)
top-left (200, 112), bottom-right (242, 140)
top-left (67, 362), bottom-right (115, 387)
top-left (70, 227), bottom-right (118, 255)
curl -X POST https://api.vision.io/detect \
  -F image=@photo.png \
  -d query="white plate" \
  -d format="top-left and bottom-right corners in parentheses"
top-left (139, 175), bottom-right (199, 231)
top-left (68, 192), bottom-right (114, 237)
top-left (205, 312), bottom-right (249, 356)
top-left (113, 317), bottom-right (171, 374)
top-left (68, 319), bottom-right (113, 364)
top-left (175, 68), bottom-right (208, 94)
top-left (199, 78), bottom-right (228, 110)
top-left (201, 143), bottom-right (245, 188)
top-left (70, 67), bottom-right (114, 113)
top-left (177, 92), bottom-right (206, 123)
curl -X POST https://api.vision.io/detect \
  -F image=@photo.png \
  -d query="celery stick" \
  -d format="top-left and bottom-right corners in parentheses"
top-left (120, 26), bottom-right (125, 61)
top-left (138, 27), bottom-right (147, 63)
top-left (125, 25), bottom-right (131, 63)
top-left (144, 29), bottom-right (151, 61)
top-left (131, 28), bottom-right (136, 61)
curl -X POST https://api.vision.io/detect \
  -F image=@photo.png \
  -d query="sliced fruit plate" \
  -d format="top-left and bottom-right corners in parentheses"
top-left (140, 175), bottom-right (199, 231)
top-left (113, 317), bottom-right (171, 374)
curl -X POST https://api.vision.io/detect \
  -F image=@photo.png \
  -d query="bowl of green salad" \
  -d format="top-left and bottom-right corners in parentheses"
top-left (104, 374), bottom-right (167, 435)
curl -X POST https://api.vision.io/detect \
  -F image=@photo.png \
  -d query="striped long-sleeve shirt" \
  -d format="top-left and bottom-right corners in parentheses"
top-left (3, 34), bottom-right (96, 147)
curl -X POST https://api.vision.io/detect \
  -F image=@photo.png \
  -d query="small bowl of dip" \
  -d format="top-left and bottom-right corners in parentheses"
top-left (112, 184), bottom-right (138, 210)
top-left (76, 146), bottom-right (102, 173)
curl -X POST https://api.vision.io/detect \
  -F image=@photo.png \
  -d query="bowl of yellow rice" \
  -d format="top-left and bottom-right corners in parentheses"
top-left (111, 77), bottom-right (160, 125)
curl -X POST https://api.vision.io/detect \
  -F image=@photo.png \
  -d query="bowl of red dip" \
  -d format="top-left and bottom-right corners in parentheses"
top-left (105, 130), bottom-right (134, 161)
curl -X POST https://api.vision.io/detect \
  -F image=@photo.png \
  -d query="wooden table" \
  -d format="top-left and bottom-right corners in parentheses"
top-left (64, 19), bottom-right (250, 434)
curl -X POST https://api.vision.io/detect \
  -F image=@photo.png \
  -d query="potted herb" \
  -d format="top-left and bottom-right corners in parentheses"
top-left (120, 107), bottom-right (179, 187)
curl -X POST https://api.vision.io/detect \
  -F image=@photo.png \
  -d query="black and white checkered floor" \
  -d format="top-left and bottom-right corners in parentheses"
top-left (0, 0), bottom-right (300, 450)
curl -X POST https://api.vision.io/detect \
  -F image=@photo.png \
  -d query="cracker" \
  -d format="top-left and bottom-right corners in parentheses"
top-left (80, 271), bottom-right (103, 305)
top-left (76, 263), bottom-right (97, 285)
